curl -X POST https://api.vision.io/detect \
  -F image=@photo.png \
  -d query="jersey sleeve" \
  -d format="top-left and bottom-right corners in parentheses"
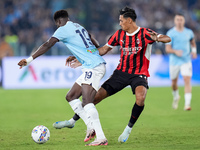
top-left (106, 30), bottom-right (120, 48)
top-left (52, 26), bottom-right (67, 41)
top-left (144, 28), bottom-right (157, 44)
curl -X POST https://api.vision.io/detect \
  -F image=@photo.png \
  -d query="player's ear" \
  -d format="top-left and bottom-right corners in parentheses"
top-left (128, 17), bottom-right (132, 24)
top-left (58, 18), bottom-right (62, 25)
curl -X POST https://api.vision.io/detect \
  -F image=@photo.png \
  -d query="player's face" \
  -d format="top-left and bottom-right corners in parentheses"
top-left (119, 15), bottom-right (130, 31)
top-left (55, 18), bottom-right (67, 28)
top-left (174, 15), bottom-right (185, 28)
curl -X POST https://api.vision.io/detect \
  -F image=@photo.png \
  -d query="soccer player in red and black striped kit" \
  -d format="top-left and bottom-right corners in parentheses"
top-left (53, 7), bottom-right (171, 143)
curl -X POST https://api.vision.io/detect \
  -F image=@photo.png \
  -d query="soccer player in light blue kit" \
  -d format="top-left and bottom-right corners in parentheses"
top-left (18, 10), bottom-right (108, 146)
top-left (165, 14), bottom-right (197, 110)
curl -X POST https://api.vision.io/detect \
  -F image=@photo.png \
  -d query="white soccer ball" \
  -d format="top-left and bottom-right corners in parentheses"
top-left (31, 125), bottom-right (50, 144)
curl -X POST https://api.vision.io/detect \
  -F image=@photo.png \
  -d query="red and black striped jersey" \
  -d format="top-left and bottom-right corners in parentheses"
top-left (106, 27), bottom-right (156, 77)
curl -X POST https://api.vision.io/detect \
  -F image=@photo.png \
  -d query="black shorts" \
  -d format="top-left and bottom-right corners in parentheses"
top-left (101, 69), bottom-right (149, 96)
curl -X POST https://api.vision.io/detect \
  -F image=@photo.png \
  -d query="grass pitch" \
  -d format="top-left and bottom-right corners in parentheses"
top-left (0, 86), bottom-right (200, 150)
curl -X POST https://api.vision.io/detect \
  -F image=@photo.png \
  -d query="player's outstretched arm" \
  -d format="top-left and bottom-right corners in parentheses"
top-left (89, 33), bottom-right (100, 48)
top-left (98, 45), bottom-right (112, 56)
top-left (148, 32), bottom-right (171, 43)
top-left (18, 37), bottom-right (58, 69)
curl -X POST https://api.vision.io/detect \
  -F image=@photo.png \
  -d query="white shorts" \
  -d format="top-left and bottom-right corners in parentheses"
top-left (75, 63), bottom-right (106, 91)
top-left (170, 62), bottom-right (192, 80)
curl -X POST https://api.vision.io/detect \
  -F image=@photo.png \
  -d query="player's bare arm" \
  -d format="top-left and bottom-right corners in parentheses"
top-left (165, 44), bottom-right (183, 57)
top-left (147, 32), bottom-right (171, 43)
top-left (89, 33), bottom-right (100, 48)
top-left (190, 38), bottom-right (197, 59)
top-left (18, 37), bottom-right (58, 69)
top-left (98, 45), bottom-right (112, 56)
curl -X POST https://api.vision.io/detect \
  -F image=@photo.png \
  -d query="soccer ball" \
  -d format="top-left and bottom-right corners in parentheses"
top-left (31, 125), bottom-right (50, 144)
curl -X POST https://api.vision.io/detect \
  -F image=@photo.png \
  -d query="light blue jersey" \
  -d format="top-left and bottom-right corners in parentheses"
top-left (166, 27), bottom-right (194, 66)
top-left (52, 21), bottom-right (105, 68)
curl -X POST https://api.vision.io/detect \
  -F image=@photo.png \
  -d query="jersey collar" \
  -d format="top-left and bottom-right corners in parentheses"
top-left (126, 27), bottom-right (140, 36)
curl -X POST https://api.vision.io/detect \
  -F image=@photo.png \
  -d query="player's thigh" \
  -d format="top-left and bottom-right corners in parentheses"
top-left (66, 82), bottom-right (82, 102)
top-left (81, 63), bottom-right (106, 92)
top-left (130, 75), bottom-right (148, 95)
top-left (180, 62), bottom-right (192, 77)
top-left (101, 70), bottom-right (128, 96)
top-left (94, 87), bottom-right (109, 105)
top-left (170, 65), bottom-right (180, 80)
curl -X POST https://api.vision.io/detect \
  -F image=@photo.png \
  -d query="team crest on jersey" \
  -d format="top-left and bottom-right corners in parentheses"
top-left (136, 37), bottom-right (140, 44)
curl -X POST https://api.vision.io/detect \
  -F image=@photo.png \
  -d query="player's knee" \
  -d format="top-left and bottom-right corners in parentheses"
top-left (65, 93), bottom-right (74, 102)
top-left (136, 96), bottom-right (145, 106)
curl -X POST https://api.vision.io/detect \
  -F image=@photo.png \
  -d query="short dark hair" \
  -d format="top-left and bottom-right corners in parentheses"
top-left (53, 10), bottom-right (69, 21)
top-left (119, 7), bottom-right (137, 21)
top-left (175, 13), bottom-right (185, 17)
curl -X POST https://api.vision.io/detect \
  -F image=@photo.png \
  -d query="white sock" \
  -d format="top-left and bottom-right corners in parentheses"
top-left (84, 103), bottom-right (106, 140)
top-left (172, 89), bottom-right (179, 100)
top-left (124, 125), bottom-right (132, 133)
top-left (185, 93), bottom-right (192, 106)
top-left (69, 99), bottom-right (91, 129)
top-left (68, 118), bottom-right (76, 125)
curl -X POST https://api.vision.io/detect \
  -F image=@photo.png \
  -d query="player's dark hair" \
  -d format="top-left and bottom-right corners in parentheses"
top-left (53, 10), bottom-right (69, 21)
top-left (119, 6), bottom-right (137, 21)
top-left (175, 13), bottom-right (185, 17)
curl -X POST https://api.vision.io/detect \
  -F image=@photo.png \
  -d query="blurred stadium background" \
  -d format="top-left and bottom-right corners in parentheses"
top-left (0, 0), bottom-right (200, 88)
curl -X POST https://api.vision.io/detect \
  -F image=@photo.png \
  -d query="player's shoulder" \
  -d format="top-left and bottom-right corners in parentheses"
top-left (167, 27), bottom-right (175, 33)
top-left (166, 27), bottom-right (176, 36)
top-left (140, 27), bottom-right (155, 34)
top-left (184, 27), bottom-right (193, 33)
top-left (117, 29), bottom-right (124, 33)
top-left (112, 29), bottom-right (125, 36)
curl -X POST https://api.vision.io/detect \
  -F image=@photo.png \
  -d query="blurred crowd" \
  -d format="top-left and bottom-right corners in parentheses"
top-left (0, 0), bottom-right (199, 58)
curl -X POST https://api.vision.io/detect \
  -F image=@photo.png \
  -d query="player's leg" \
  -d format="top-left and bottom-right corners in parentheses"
top-left (82, 64), bottom-right (108, 146)
top-left (181, 62), bottom-right (192, 110)
top-left (53, 86), bottom-right (109, 129)
top-left (183, 76), bottom-right (192, 110)
top-left (81, 84), bottom-right (107, 145)
top-left (118, 75), bottom-right (148, 143)
top-left (57, 70), bottom-right (122, 130)
top-left (53, 83), bottom-right (82, 129)
top-left (118, 85), bottom-right (147, 143)
top-left (85, 69), bottom-right (128, 146)
top-left (170, 65), bottom-right (180, 109)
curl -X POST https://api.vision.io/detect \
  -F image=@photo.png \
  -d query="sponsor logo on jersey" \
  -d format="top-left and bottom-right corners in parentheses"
top-left (87, 48), bottom-right (98, 53)
top-left (122, 47), bottom-right (142, 55)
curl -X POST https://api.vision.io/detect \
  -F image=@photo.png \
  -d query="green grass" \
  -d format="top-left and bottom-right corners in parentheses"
top-left (0, 86), bottom-right (200, 150)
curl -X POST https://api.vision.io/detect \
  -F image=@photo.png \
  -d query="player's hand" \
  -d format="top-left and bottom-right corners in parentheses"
top-left (191, 52), bottom-right (197, 59)
top-left (69, 59), bottom-right (82, 68)
top-left (174, 50), bottom-right (183, 57)
top-left (65, 56), bottom-right (76, 66)
top-left (18, 59), bottom-right (27, 69)
top-left (147, 31), bottom-right (158, 41)
top-left (65, 56), bottom-right (82, 68)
